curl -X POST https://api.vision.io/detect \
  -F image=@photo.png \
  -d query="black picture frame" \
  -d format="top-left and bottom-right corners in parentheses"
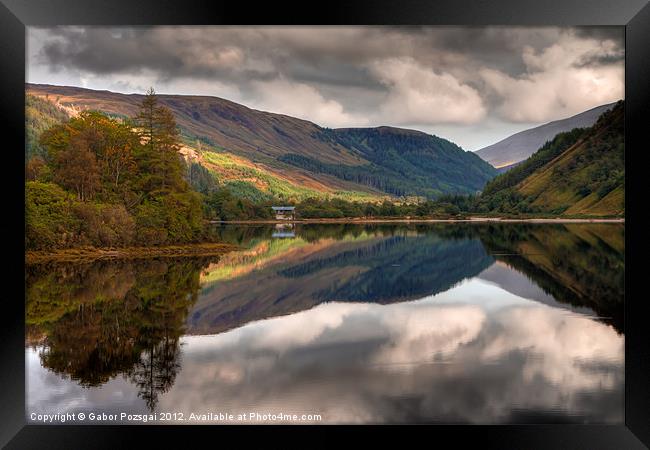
top-left (1, 0), bottom-right (648, 448)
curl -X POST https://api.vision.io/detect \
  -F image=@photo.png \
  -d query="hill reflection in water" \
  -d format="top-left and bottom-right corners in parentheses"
top-left (26, 223), bottom-right (624, 423)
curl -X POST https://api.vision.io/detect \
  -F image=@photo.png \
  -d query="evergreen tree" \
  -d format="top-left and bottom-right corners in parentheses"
top-left (135, 88), bottom-right (186, 195)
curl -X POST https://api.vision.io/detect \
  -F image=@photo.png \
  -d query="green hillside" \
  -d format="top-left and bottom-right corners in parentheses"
top-left (25, 95), bottom-right (70, 162)
top-left (26, 84), bottom-right (497, 199)
top-left (199, 149), bottom-right (379, 202)
top-left (280, 126), bottom-right (497, 197)
top-left (478, 101), bottom-right (624, 216)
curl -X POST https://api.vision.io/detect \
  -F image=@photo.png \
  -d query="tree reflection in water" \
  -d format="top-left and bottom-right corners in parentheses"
top-left (26, 223), bottom-right (624, 413)
top-left (26, 257), bottom-right (216, 410)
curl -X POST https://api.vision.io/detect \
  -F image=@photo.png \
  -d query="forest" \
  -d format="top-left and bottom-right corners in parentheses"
top-left (26, 89), bottom-right (205, 250)
top-left (278, 126), bottom-right (495, 198)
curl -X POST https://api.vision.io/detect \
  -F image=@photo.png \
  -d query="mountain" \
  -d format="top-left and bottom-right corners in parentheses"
top-left (475, 102), bottom-right (618, 169)
top-left (26, 83), bottom-right (497, 199)
top-left (479, 101), bottom-right (624, 216)
top-left (279, 126), bottom-right (496, 198)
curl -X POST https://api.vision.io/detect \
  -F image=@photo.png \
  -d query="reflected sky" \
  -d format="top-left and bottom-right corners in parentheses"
top-left (26, 223), bottom-right (624, 424)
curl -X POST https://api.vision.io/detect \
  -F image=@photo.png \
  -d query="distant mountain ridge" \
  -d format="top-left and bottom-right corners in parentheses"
top-left (475, 102), bottom-right (618, 168)
top-left (26, 83), bottom-right (497, 199)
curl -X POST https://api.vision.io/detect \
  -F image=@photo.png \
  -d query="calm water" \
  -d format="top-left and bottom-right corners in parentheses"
top-left (26, 223), bottom-right (624, 424)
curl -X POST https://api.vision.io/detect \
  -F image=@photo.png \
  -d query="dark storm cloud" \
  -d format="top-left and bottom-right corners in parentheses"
top-left (573, 25), bottom-right (625, 42)
top-left (39, 28), bottom-right (148, 73)
top-left (37, 27), bottom-right (280, 82)
top-left (35, 26), bottom-right (619, 83)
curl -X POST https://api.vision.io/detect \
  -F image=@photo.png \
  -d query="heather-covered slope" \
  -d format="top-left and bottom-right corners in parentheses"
top-left (26, 84), bottom-right (497, 199)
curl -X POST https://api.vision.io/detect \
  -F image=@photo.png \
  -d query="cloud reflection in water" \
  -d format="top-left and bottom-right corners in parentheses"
top-left (28, 278), bottom-right (618, 424)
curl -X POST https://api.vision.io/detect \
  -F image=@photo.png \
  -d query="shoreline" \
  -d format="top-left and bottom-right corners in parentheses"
top-left (26, 243), bottom-right (239, 265)
top-left (211, 217), bottom-right (625, 224)
top-left (26, 217), bottom-right (624, 263)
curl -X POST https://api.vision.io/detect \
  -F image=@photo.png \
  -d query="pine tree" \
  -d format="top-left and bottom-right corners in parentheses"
top-left (135, 88), bottom-right (186, 195)
top-left (155, 106), bottom-right (183, 192)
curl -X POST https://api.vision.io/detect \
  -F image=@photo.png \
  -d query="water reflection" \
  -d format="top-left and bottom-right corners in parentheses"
top-left (167, 282), bottom-right (623, 424)
top-left (26, 223), bottom-right (624, 423)
top-left (26, 258), bottom-right (214, 410)
top-left (476, 223), bottom-right (624, 331)
top-left (272, 223), bottom-right (296, 239)
top-left (191, 228), bottom-right (493, 335)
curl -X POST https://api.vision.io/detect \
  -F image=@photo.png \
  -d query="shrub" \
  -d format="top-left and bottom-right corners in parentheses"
top-left (73, 203), bottom-right (135, 247)
top-left (25, 181), bottom-right (79, 250)
top-left (135, 200), bottom-right (169, 245)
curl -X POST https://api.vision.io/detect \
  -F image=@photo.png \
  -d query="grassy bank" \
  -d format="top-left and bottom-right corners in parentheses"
top-left (25, 242), bottom-right (239, 265)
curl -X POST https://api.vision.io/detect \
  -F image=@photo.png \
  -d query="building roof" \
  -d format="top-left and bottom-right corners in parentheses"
top-left (271, 206), bottom-right (295, 211)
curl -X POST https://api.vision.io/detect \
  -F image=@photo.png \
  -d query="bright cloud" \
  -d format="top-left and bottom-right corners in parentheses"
top-left (371, 58), bottom-right (487, 125)
top-left (480, 33), bottom-right (624, 123)
top-left (249, 78), bottom-right (369, 127)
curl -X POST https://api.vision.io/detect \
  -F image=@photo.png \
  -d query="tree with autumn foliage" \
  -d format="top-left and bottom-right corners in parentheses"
top-left (27, 89), bottom-right (206, 250)
top-left (38, 110), bottom-right (139, 202)
top-left (53, 133), bottom-right (101, 201)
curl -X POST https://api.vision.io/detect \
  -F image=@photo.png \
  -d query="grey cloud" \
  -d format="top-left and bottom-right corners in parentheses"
top-left (574, 51), bottom-right (625, 68)
top-left (38, 27), bottom-right (279, 83)
top-left (573, 26), bottom-right (625, 42)
top-left (34, 26), bottom-right (618, 84)
top-left (27, 26), bottom-right (625, 148)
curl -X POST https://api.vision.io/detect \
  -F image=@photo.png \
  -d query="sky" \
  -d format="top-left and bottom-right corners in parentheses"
top-left (26, 26), bottom-right (624, 151)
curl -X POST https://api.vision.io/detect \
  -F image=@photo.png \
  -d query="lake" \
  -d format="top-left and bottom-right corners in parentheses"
top-left (25, 223), bottom-right (624, 424)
